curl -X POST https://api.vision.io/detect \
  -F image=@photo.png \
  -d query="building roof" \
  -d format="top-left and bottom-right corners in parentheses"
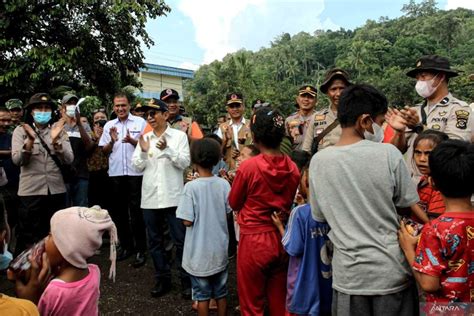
top-left (140, 63), bottom-right (194, 79)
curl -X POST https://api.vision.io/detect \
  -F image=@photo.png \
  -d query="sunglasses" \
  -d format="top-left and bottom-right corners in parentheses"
top-left (146, 110), bottom-right (162, 118)
top-left (228, 103), bottom-right (241, 109)
top-left (92, 108), bottom-right (106, 114)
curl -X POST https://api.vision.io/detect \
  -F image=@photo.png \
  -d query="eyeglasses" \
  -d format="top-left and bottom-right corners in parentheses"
top-left (228, 104), bottom-right (241, 109)
top-left (92, 108), bottom-right (106, 114)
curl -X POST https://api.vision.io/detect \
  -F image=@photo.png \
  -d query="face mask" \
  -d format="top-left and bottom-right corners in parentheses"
top-left (0, 244), bottom-right (13, 270)
top-left (363, 120), bottom-right (384, 143)
top-left (66, 105), bottom-right (76, 118)
top-left (33, 111), bottom-right (52, 125)
top-left (415, 74), bottom-right (439, 99)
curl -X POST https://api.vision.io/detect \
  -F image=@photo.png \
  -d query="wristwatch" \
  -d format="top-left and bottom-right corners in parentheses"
top-left (412, 123), bottom-right (424, 134)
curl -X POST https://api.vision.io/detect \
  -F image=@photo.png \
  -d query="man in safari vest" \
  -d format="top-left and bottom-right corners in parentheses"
top-left (160, 88), bottom-right (203, 141)
top-left (216, 93), bottom-right (252, 170)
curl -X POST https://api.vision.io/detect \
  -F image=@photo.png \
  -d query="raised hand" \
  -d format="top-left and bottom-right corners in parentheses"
top-left (138, 135), bottom-right (150, 153)
top-left (22, 123), bottom-right (36, 141)
top-left (109, 127), bottom-right (119, 143)
top-left (12, 253), bottom-right (51, 304)
top-left (122, 129), bottom-right (133, 144)
top-left (51, 118), bottom-right (66, 143)
top-left (385, 108), bottom-right (408, 132)
top-left (400, 106), bottom-right (420, 128)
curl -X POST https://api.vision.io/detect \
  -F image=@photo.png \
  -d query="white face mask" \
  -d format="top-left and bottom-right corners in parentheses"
top-left (363, 120), bottom-right (384, 143)
top-left (66, 105), bottom-right (76, 118)
top-left (415, 74), bottom-right (439, 99)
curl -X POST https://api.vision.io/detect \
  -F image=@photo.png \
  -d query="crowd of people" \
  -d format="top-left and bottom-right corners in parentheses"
top-left (0, 54), bottom-right (473, 316)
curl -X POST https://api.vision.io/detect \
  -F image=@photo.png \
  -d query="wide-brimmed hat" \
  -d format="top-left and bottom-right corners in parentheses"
top-left (320, 68), bottom-right (351, 93)
top-left (406, 55), bottom-right (459, 78)
top-left (26, 93), bottom-right (56, 109)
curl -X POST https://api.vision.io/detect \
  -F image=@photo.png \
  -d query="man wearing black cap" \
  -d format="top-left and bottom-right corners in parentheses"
top-left (132, 98), bottom-right (191, 298)
top-left (285, 85), bottom-right (317, 150)
top-left (302, 69), bottom-right (352, 154)
top-left (388, 55), bottom-right (472, 178)
top-left (216, 93), bottom-right (252, 169)
top-left (160, 89), bottom-right (203, 141)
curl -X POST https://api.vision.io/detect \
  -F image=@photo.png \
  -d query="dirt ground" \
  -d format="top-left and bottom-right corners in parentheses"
top-left (1, 245), bottom-right (241, 315)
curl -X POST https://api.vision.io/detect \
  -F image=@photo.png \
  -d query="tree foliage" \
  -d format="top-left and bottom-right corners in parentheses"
top-left (0, 0), bottom-right (170, 110)
top-left (185, 2), bottom-right (474, 127)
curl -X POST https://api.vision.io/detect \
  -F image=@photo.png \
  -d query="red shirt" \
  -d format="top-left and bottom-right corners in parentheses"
top-left (228, 154), bottom-right (300, 234)
top-left (412, 212), bottom-right (473, 303)
top-left (412, 176), bottom-right (446, 223)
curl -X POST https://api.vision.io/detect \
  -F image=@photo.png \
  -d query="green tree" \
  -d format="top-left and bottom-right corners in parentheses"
top-left (0, 1), bottom-right (170, 108)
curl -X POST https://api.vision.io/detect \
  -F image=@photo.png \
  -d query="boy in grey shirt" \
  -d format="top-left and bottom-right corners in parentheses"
top-left (309, 84), bottom-right (420, 316)
top-left (177, 138), bottom-right (231, 316)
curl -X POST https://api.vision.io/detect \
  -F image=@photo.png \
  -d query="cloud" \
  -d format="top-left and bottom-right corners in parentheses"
top-left (445, 0), bottom-right (474, 10)
top-left (179, 61), bottom-right (200, 71)
top-left (178, 0), bottom-right (337, 64)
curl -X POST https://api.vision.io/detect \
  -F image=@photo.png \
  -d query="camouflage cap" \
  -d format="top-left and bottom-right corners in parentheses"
top-left (5, 99), bottom-right (23, 110)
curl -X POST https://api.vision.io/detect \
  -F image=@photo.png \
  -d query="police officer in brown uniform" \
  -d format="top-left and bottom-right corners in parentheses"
top-left (302, 69), bottom-right (352, 154)
top-left (388, 55), bottom-right (472, 178)
top-left (285, 85), bottom-right (317, 150)
top-left (216, 93), bottom-right (252, 170)
top-left (160, 89), bottom-right (203, 141)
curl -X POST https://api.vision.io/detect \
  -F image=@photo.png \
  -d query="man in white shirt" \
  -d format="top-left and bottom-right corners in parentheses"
top-left (132, 98), bottom-right (191, 298)
top-left (99, 92), bottom-right (147, 267)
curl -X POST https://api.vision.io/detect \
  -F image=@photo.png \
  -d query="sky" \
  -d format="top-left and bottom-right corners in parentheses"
top-left (142, 0), bottom-right (474, 71)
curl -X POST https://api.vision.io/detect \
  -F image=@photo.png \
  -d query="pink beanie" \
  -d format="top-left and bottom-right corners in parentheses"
top-left (50, 206), bottom-right (118, 281)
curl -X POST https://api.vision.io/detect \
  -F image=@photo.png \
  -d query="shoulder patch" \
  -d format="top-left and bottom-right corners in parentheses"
top-left (455, 110), bottom-right (469, 130)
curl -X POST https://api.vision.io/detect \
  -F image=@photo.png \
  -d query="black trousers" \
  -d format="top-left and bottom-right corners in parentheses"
top-left (110, 176), bottom-right (147, 253)
top-left (88, 169), bottom-right (112, 210)
top-left (16, 193), bottom-right (66, 255)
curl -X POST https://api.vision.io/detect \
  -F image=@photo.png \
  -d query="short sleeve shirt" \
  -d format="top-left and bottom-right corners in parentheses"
top-left (98, 114), bottom-right (146, 177)
top-left (412, 212), bottom-right (473, 303)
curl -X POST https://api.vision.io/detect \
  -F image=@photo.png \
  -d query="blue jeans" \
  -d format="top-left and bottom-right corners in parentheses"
top-left (66, 178), bottom-right (89, 207)
top-left (190, 269), bottom-right (228, 301)
top-left (143, 207), bottom-right (189, 284)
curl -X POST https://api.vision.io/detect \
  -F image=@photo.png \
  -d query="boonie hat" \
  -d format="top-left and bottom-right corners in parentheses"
top-left (26, 93), bottom-right (56, 109)
top-left (406, 55), bottom-right (458, 78)
top-left (319, 68), bottom-right (351, 93)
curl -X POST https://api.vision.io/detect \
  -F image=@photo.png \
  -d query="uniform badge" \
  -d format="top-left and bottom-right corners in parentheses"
top-left (315, 115), bottom-right (326, 121)
top-left (455, 110), bottom-right (469, 130)
top-left (416, 61), bottom-right (421, 67)
top-left (41, 96), bottom-right (48, 101)
top-left (431, 124), bottom-right (441, 130)
top-left (438, 111), bottom-right (447, 117)
top-left (166, 89), bottom-right (172, 95)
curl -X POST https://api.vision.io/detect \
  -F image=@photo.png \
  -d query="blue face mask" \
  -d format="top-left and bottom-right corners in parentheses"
top-left (33, 111), bottom-right (52, 125)
top-left (0, 244), bottom-right (13, 270)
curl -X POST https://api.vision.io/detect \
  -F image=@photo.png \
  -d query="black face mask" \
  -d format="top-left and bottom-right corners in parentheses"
top-left (95, 119), bottom-right (107, 127)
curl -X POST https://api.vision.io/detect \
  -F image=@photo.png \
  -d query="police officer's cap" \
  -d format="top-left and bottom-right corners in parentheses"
top-left (5, 99), bottom-right (23, 110)
top-left (160, 89), bottom-right (180, 101)
top-left (226, 93), bottom-right (243, 105)
top-left (406, 55), bottom-right (459, 78)
top-left (141, 98), bottom-right (169, 112)
top-left (320, 68), bottom-right (351, 93)
top-left (298, 85), bottom-right (317, 97)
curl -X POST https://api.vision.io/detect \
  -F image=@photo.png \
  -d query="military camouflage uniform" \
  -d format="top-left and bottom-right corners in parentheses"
top-left (301, 107), bottom-right (341, 153)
